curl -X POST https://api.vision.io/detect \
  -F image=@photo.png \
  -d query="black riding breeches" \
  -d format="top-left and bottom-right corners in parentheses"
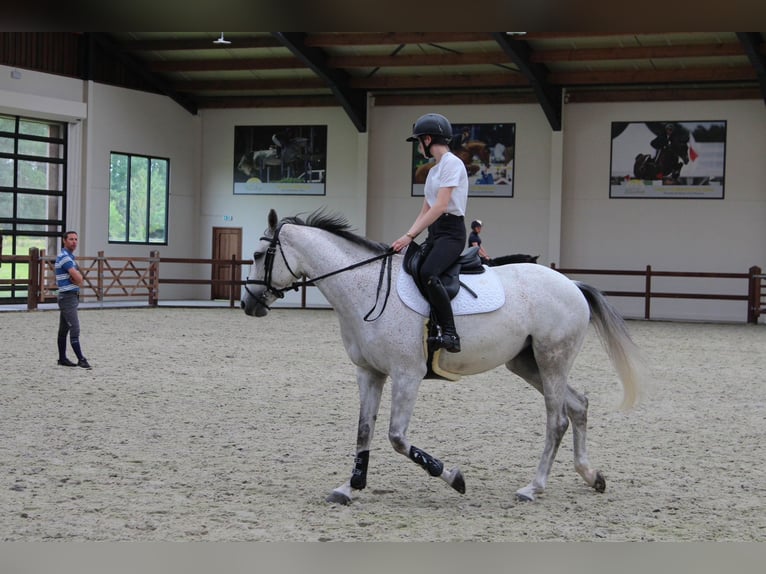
top-left (418, 213), bottom-right (466, 285)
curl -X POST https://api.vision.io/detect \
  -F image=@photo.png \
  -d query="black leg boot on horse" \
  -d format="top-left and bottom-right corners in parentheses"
top-left (425, 276), bottom-right (461, 353)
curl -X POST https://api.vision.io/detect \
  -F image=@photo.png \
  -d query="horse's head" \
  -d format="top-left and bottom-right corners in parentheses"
top-left (241, 209), bottom-right (300, 317)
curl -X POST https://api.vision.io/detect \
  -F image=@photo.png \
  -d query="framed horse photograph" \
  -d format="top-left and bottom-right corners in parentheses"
top-left (609, 120), bottom-right (727, 199)
top-left (411, 122), bottom-right (516, 198)
top-left (233, 125), bottom-right (327, 195)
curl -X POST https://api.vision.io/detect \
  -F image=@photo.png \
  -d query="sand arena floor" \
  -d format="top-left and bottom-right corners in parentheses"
top-left (1, 306), bottom-right (764, 541)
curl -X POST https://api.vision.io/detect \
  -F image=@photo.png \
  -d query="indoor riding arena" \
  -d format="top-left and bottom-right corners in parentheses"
top-left (1, 306), bottom-right (764, 541)
top-left (2, 31), bottom-right (765, 553)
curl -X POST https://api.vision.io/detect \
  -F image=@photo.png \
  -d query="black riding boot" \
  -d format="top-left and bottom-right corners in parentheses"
top-left (425, 276), bottom-right (461, 353)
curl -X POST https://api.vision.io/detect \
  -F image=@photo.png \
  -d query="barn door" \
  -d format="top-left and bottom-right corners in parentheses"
top-left (211, 227), bottom-right (242, 300)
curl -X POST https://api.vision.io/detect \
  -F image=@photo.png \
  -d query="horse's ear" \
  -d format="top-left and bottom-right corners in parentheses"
top-left (268, 209), bottom-right (278, 231)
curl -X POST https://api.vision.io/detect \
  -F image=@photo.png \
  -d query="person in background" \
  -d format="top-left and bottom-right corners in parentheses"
top-left (468, 219), bottom-right (491, 264)
top-left (55, 231), bottom-right (91, 369)
top-left (392, 113), bottom-right (468, 353)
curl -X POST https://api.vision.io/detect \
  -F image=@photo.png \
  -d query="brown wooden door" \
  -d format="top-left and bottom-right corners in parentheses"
top-left (211, 227), bottom-right (242, 300)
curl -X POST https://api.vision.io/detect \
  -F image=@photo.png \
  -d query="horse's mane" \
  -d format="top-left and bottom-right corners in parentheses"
top-left (280, 209), bottom-right (390, 254)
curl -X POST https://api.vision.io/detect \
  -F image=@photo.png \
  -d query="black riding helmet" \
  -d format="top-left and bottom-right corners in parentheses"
top-left (406, 113), bottom-right (453, 158)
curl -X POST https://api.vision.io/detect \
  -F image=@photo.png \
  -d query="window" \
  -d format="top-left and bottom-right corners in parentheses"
top-left (109, 152), bottom-right (169, 244)
top-left (0, 114), bottom-right (67, 302)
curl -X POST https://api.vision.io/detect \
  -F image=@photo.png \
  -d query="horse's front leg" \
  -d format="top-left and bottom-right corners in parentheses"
top-left (326, 367), bottom-right (387, 505)
top-left (388, 375), bottom-right (465, 495)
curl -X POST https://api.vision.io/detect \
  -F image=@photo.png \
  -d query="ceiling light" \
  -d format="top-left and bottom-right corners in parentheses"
top-left (213, 33), bottom-right (231, 45)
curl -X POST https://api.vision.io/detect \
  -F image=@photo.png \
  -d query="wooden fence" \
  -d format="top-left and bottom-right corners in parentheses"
top-left (550, 264), bottom-right (764, 324)
top-left (2, 249), bottom-right (764, 323)
top-left (12, 249), bottom-right (255, 311)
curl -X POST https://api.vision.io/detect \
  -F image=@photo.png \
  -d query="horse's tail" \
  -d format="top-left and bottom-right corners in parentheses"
top-left (576, 281), bottom-right (645, 410)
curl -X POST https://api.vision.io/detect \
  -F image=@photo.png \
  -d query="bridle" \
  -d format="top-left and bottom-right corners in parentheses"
top-left (244, 222), bottom-right (396, 321)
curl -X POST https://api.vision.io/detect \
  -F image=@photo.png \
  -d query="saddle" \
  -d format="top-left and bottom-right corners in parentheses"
top-left (398, 241), bottom-right (504, 383)
top-left (402, 240), bottom-right (485, 300)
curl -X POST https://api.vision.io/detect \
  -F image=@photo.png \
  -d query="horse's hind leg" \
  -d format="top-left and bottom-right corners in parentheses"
top-left (387, 374), bottom-right (465, 495)
top-left (566, 385), bottom-right (606, 492)
top-left (327, 367), bottom-right (387, 505)
top-left (508, 345), bottom-right (604, 500)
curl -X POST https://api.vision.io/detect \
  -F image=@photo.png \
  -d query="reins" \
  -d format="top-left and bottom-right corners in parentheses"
top-left (244, 223), bottom-right (396, 320)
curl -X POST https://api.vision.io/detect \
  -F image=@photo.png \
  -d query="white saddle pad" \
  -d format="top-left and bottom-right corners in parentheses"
top-left (397, 266), bottom-right (505, 317)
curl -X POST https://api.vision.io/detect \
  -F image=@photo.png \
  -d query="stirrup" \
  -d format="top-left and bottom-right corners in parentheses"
top-left (428, 332), bottom-right (461, 353)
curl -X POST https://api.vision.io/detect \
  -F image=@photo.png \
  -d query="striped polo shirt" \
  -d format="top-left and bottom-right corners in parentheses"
top-left (55, 248), bottom-right (79, 293)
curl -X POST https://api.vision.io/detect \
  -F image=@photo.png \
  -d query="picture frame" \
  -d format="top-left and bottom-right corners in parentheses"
top-left (233, 125), bottom-right (327, 195)
top-left (411, 122), bottom-right (515, 198)
top-left (609, 120), bottom-right (726, 199)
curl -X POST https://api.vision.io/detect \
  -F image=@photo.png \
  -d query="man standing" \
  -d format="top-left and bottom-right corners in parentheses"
top-left (55, 231), bottom-right (91, 369)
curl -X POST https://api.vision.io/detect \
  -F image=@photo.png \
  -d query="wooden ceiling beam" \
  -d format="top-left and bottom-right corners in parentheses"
top-left (736, 33), bottom-right (766, 104)
top-left (89, 33), bottom-right (198, 115)
top-left (328, 53), bottom-right (512, 68)
top-left (120, 37), bottom-right (282, 51)
top-left (551, 66), bottom-right (757, 84)
top-left (305, 32), bottom-right (494, 47)
top-left (174, 78), bottom-right (327, 91)
top-left (567, 86), bottom-right (763, 102)
top-left (532, 43), bottom-right (746, 62)
top-left (492, 32), bottom-right (562, 131)
top-left (170, 69), bottom-right (757, 93)
top-left (373, 92), bottom-right (538, 106)
top-left (196, 95), bottom-right (339, 108)
top-left (148, 57), bottom-right (303, 72)
top-left (350, 73), bottom-right (528, 90)
top-left (142, 49), bottom-right (756, 76)
top-left (274, 32), bottom-right (368, 132)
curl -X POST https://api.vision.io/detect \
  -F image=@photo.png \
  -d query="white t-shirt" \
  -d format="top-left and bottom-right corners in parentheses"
top-left (423, 152), bottom-right (468, 216)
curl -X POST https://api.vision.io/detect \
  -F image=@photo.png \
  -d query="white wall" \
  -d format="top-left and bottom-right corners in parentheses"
top-left (562, 100), bottom-right (766, 321)
top-left (198, 106), bottom-right (368, 307)
top-left (0, 64), bottom-right (86, 121)
top-left (83, 83), bottom-right (203, 299)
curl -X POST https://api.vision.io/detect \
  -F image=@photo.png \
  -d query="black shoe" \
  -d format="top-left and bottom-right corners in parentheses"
top-left (58, 358), bottom-right (77, 367)
top-left (77, 358), bottom-right (92, 370)
top-left (428, 333), bottom-right (461, 353)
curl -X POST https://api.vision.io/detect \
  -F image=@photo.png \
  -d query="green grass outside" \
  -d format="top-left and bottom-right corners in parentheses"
top-left (1, 236), bottom-right (45, 299)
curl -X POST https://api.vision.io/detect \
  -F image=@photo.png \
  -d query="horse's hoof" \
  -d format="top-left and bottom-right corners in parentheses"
top-left (326, 491), bottom-right (352, 505)
top-left (593, 471), bottom-right (606, 493)
top-left (450, 468), bottom-right (466, 494)
top-left (515, 487), bottom-right (535, 502)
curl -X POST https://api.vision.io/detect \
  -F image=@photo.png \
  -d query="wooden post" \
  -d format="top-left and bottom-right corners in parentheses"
top-left (149, 250), bottom-right (159, 307)
top-left (97, 250), bottom-right (105, 302)
top-left (644, 265), bottom-right (652, 320)
top-left (748, 265), bottom-right (762, 324)
top-left (27, 247), bottom-right (40, 310)
top-left (229, 253), bottom-right (237, 308)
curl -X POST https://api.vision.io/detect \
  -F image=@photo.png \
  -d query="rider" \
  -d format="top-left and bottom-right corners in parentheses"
top-left (392, 113), bottom-right (469, 353)
top-left (468, 219), bottom-right (491, 264)
top-left (271, 128), bottom-right (293, 159)
top-left (650, 123), bottom-right (688, 178)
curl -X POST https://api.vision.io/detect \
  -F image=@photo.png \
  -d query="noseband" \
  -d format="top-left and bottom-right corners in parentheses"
top-left (244, 223), bottom-right (396, 320)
